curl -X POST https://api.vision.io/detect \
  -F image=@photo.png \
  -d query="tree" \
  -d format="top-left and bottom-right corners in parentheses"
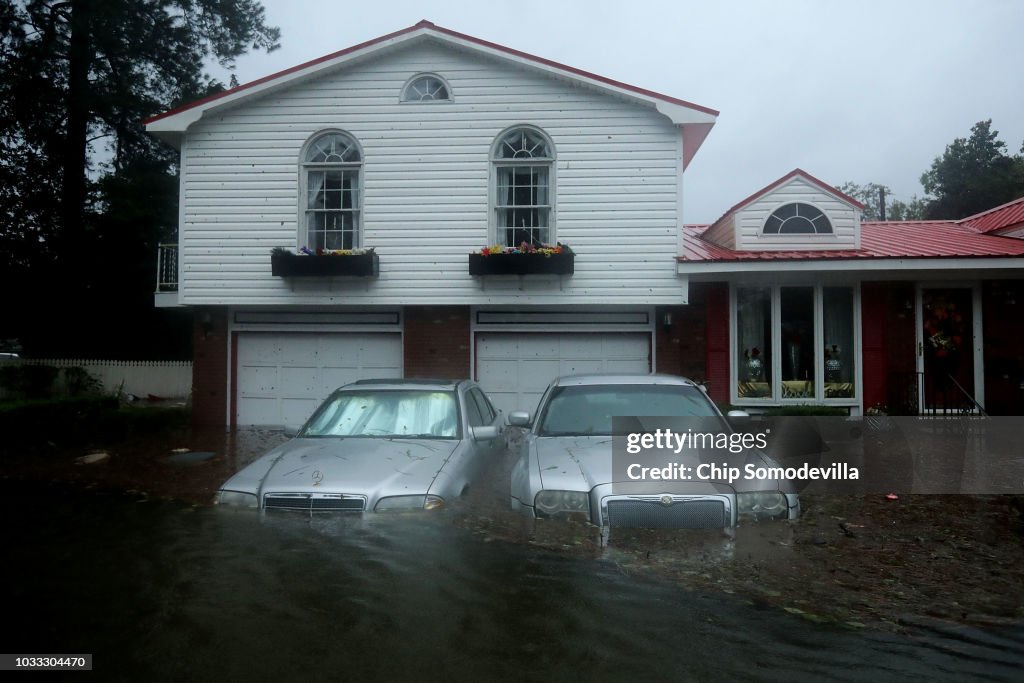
top-left (887, 196), bottom-right (928, 222)
top-left (0, 1), bottom-right (279, 357)
top-left (836, 181), bottom-right (927, 221)
top-left (920, 119), bottom-right (1024, 219)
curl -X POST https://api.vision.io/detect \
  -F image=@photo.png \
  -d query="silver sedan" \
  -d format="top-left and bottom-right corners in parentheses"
top-left (509, 374), bottom-right (800, 528)
top-left (217, 379), bottom-right (504, 512)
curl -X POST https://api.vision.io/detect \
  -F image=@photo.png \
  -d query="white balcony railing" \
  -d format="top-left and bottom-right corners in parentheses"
top-left (156, 243), bottom-right (178, 292)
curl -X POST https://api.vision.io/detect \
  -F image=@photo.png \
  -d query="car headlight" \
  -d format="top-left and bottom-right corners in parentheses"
top-left (534, 490), bottom-right (590, 518)
top-left (374, 494), bottom-right (445, 512)
top-left (215, 490), bottom-right (258, 508)
top-left (736, 491), bottom-right (789, 520)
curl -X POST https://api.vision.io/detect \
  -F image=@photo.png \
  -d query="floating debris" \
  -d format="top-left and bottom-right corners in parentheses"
top-left (75, 451), bottom-right (110, 465)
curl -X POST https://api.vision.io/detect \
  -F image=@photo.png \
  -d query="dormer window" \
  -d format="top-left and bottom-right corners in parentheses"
top-left (763, 203), bottom-right (833, 234)
top-left (401, 74), bottom-right (451, 102)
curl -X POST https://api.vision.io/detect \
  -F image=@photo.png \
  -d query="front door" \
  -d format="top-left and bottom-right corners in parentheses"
top-left (918, 287), bottom-right (976, 412)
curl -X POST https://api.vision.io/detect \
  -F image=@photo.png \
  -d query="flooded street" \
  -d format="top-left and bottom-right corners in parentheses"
top-left (4, 477), bottom-right (1024, 682)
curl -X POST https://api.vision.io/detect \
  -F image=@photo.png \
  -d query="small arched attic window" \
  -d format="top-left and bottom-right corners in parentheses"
top-left (401, 74), bottom-right (451, 102)
top-left (763, 203), bottom-right (833, 234)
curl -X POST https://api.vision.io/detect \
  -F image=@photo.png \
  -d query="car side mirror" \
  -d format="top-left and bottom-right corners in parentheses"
top-left (472, 425), bottom-right (499, 441)
top-left (283, 424), bottom-right (302, 437)
top-left (508, 411), bottom-right (530, 427)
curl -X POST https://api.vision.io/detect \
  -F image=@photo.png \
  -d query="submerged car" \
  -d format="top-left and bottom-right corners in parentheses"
top-left (217, 379), bottom-right (504, 512)
top-left (509, 374), bottom-right (799, 529)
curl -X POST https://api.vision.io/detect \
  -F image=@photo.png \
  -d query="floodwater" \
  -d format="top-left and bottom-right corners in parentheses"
top-left (4, 481), bottom-right (1023, 682)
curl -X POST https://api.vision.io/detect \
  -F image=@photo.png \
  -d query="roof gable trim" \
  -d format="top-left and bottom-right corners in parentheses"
top-left (145, 20), bottom-right (718, 131)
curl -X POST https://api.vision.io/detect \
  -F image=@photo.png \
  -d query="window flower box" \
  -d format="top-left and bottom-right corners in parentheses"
top-left (271, 247), bottom-right (379, 277)
top-left (468, 243), bottom-right (574, 276)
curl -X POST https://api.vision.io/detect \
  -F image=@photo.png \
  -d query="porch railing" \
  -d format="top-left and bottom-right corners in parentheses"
top-left (156, 243), bottom-right (178, 292)
top-left (887, 371), bottom-right (986, 416)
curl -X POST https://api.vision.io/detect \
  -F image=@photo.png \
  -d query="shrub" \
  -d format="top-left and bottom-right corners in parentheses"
top-left (0, 398), bottom-right (188, 454)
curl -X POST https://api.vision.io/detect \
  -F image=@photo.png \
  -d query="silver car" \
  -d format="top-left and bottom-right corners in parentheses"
top-left (509, 374), bottom-right (799, 528)
top-left (217, 379), bottom-right (504, 512)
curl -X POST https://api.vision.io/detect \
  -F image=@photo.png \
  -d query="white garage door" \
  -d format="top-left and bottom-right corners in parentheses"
top-left (236, 332), bottom-right (402, 427)
top-left (475, 333), bottom-right (650, 417)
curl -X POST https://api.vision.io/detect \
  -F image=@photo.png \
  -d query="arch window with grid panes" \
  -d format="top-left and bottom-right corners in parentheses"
top-left (763, 203), bottom-right (833, 235)
top-left (302, 131), bottom-right (362, 250)
top-left (401, 74), bottom-right (451, 102)
top-left (492, 127), bottom-right (554, 247)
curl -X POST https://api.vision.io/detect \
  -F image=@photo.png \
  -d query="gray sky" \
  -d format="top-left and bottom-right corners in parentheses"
top-left (222, 0), bottom-right (1024, 224)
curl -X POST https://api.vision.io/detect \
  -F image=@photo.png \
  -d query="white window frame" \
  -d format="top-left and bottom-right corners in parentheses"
top-left (762, 202), bottom-right (834, 235)
top-left (400, 73), bottom-right (453, 102)
top-left (730, 282), bottom-right (861, 407)
top-left (299, 130), bottom-right (364, 250)
top-left (490, 125), bottom-right (556, 247)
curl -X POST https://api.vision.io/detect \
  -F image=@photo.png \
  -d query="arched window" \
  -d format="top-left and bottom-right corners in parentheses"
top-left (401, 74), bottom-right (451, 102)
top-left (302, 131), bottom-right (362, 250)
top-left (763, 203), bottom-right (833, 234)
top-left (492, 127), bottom-right (554, 247)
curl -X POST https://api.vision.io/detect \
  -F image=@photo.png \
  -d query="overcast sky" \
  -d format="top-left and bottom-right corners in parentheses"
top-left (220, 0), bottom-right (1024, 224)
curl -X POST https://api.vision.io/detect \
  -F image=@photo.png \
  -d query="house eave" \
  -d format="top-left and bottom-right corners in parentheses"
top-left (677, 256), bottom-right (1024, 277)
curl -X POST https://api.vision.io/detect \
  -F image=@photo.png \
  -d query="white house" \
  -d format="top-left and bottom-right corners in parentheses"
top-left (147, 20), bottom-right (718, 427)
top-left (149, 21), bottom-right (1024, 428)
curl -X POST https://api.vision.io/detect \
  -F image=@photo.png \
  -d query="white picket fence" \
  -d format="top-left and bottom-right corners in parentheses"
top-left (0, 359), bottom-right (192, 399)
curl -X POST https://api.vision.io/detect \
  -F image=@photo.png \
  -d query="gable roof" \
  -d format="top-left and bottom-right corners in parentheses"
top-left (703, 168), bottom-right (864, 234)
top-left (959, 195), bottom-right (1024, 234)
top-left (144, 20), bottom-right (718, 166)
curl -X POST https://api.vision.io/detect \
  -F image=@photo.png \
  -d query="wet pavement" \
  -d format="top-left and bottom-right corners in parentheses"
top-left (4, 477), bottom-right (1024, 682)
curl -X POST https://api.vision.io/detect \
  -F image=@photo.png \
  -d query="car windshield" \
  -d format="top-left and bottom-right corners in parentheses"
top-left (301, 390), bottom-right (460, 438)
top-left (537, 384), bottom-right (720, 436)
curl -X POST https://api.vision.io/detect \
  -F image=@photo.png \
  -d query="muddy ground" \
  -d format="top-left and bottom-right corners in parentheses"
top-left (3, 424), bottom-right (1022, 634)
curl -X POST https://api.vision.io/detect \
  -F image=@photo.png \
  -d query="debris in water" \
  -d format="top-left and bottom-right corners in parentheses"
top-left (75, 451), bottom-right (110, 465)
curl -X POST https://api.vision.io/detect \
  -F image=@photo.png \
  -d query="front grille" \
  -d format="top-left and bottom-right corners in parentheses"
top-left (605, 498), bottom-right (727, 529)
top-left (263, 493), bottom-right (366, 512)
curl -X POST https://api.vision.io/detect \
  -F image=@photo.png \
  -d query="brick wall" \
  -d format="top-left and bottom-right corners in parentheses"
top-left (654, 295), bottom-right (707, 381)
top-left (703, 283), bottom-right (730, 404)
top-left (403, 306), bottom-right (471, 379)
top-left (191, 307), bottom-right (229, 429)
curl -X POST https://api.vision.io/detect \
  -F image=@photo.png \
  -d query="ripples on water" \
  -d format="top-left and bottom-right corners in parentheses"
top-left (3, 484), bottom-right (1023, 682)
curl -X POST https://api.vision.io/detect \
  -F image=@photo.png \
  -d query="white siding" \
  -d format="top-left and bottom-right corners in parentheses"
top-left (701, 214), bottom-right (735, 249)
top-left (734, 178), bottom-right (860, 251)
top-left (177, 42), bottom-right (685, 306)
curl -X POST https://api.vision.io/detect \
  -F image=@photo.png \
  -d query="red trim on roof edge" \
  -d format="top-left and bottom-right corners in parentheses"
top-left (145, 21), bottom-right (719, 126)
top-left (145, 23), bottom-right (423, 124)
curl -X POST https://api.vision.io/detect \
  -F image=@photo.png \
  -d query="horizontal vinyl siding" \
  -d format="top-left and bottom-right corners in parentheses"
top-left (735, 179), bottom-right (859, 251)
top-left (178, 42), bottom-right (684, 306)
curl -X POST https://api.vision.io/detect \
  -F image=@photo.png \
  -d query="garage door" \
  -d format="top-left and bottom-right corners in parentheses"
top-left (236, 333), bottom-right (402, 427)
top-left (475, 333), bottom-right (650, 417)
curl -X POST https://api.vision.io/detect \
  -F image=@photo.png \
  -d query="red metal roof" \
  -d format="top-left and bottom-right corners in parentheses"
top-left (959, 196), bottom-right (1024, 234)
top-left (681, 220), bottom-right (1024, 262)
top-left (145, 20), bottom-right (718, 125)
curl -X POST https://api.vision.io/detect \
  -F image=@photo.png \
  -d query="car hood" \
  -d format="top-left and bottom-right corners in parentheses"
top-left (229, 437), bottom-right (459, 496)
top-left (535, 436), bottom-right (616, 491)
top-left (534, 436), bottom-right (783, 492)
